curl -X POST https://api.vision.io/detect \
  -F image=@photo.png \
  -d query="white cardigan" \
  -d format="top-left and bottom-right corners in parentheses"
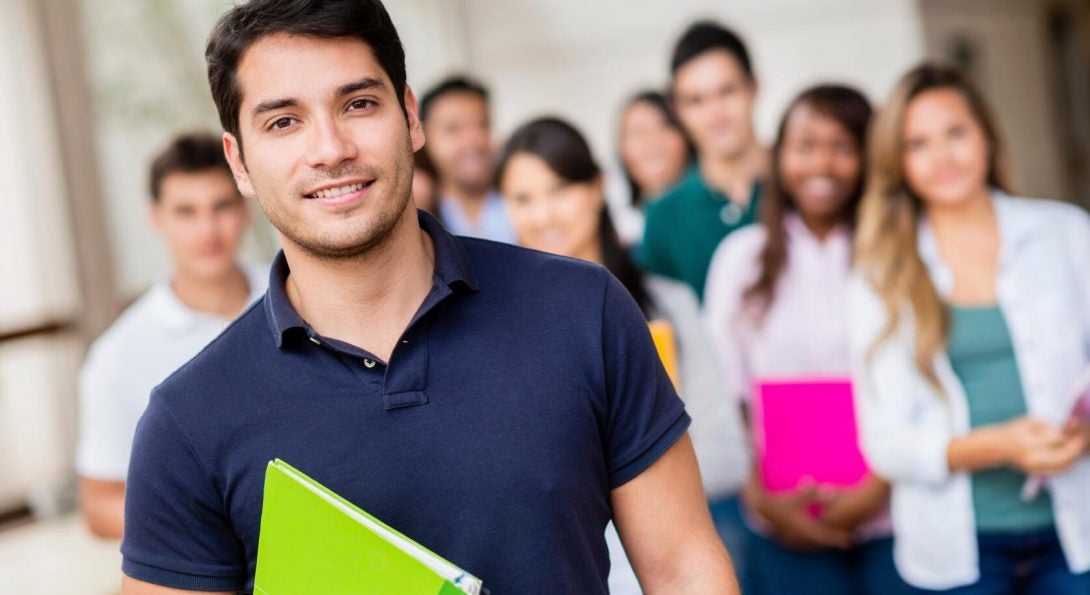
top-left (847, 193), bottom-right (1090, 590)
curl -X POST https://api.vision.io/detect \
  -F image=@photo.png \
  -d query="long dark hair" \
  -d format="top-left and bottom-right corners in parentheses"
top-left (619, 90), bottom-right (695, 203)
top-left (497, 117), bottom-right (653, 316)
top-left (743, 85), bottom-right (873, 321)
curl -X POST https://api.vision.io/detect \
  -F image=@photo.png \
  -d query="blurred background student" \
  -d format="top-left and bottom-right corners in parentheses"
top-left (705, 85), bottom-right (910, 594)
top-left (850, 63), bottom-right (1090, 594)
top-left (640, 21), bottom-right (768, 299)
top-left (495, 116), bottom-right (748, 594)
top-left (75, 132), bottom-right (266, 540)
top-left (419, 75), bottom-right (515, 243)
top-left (605, 90), bottom-right (694, 247)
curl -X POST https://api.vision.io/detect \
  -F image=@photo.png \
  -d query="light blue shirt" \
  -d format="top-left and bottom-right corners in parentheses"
top-left (438, 190), bottom-right (516, 243)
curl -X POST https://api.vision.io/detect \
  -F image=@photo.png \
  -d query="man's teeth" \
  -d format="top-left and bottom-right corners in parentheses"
top-left (312, 183), bottom-right (364, 199)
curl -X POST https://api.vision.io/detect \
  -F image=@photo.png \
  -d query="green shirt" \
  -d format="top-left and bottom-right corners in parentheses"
top-left (638, 167), bottom-right (761, 299)
top-left (947, 304), bottom-right (1055, 533)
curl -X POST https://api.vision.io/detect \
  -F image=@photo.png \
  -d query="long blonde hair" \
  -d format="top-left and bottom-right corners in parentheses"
top-left (855, 63), bottom-right (1013, 390)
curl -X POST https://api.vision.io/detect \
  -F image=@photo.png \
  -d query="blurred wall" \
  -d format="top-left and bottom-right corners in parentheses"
top-left (451, 0), bottom-right (926, 165)
top-left (920, 0), bottom-right (1073, 203)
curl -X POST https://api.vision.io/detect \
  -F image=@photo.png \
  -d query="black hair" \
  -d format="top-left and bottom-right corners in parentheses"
top-left (618, 90), bottom-right (696, 204)
top-left (419, 75), bottom-right (490, 123)
top-left (148, 132), bottom-right (233, 202)
top-left (670, 21), bottom-right (753, 79)
top-left (206, 0), bottom-right (407, 147)
top-left (496, 117), bottom-right (653, 317)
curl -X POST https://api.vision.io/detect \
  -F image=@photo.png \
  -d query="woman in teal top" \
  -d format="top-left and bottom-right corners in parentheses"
top-left (947, 306), bottom-right (1055, 533)
top-left (849, 63), bottom-right (1090, 593)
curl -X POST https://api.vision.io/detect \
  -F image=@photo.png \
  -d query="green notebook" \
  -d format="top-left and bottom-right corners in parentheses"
top-left (254, 459), bottom-right (484, 595)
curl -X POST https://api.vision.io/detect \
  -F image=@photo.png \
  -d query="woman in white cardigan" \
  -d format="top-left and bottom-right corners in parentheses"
top-left (849, 63), bottom-right (1090, 593)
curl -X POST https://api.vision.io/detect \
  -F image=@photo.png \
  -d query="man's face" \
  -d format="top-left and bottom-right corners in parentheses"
top-left (672, 49), bottom-right (758, 162)
top-left (422, 91), bottom-right (492, 194)
top-left (224, 34), bottom-right (424, 260)
top-left (151, 169), bottom-right (249, 281)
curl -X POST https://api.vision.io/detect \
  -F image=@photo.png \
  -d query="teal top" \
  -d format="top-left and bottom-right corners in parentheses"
top-left (947, 304), bottom-right (1055, 533)
top-left (639, 167), bottom-right (761, 299)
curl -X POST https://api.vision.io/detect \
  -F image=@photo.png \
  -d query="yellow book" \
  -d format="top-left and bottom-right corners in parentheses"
top-left (648, 319), bottom-right (680, 391)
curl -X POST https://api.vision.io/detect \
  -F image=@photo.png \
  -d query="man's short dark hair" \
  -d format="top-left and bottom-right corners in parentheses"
top-left (419, 76), bottom-right (490, 123)
top-left (149, 132), bottom-right (233, 202)
top-left (670, 21), bottom-right (753, 80)
top-left (205, 0), bottom-right (407, 146)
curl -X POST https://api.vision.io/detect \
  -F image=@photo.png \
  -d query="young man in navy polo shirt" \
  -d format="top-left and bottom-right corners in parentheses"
top-left (119, 1), bottom-right (737, 593)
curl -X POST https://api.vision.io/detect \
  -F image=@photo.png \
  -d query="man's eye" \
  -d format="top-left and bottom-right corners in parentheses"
top-left (270, 117), bottom-right (294, 131)
top-left (348, 99), bottom-right (375, 111)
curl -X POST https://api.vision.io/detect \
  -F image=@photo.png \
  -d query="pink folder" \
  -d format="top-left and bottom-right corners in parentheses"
top-left (753, 378), bottom-right (869, 493)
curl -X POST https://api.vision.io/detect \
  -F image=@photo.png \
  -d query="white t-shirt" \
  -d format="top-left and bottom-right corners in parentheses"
top-left (75, 262), bottom-right (267, 480)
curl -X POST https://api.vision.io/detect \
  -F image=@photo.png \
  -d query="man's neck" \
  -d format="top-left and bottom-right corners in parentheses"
top-left (282, 209), bottom-right (436, 363)
top-left (171, 264), bottom-right (251, 319)
top-left (441, 181), bottom-right (490, 228)
top-left (697, 142), bottom-right (768, 206)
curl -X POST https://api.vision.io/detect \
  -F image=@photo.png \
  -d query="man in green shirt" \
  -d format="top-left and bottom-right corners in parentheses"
top-left (640, 22), bottom-right (768, 299)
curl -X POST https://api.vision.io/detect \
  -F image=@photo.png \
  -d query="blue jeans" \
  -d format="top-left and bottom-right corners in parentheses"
top-left (746, 530), bottom-right (911, 595)
top-left (908, 528), bottom-right (1090, 594)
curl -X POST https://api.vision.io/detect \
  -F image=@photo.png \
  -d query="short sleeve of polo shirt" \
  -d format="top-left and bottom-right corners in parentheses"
top-left (599, 273), bottom-right (691, 488)
top-left (121, 392), bottom-right (245, 591)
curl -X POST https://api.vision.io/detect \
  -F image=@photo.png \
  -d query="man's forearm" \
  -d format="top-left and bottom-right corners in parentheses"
top-left (641, 546), bottom-right (739, 595)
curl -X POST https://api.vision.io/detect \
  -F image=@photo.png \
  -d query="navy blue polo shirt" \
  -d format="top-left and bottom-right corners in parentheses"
top-left (121, 211), bottom-right (690, 593)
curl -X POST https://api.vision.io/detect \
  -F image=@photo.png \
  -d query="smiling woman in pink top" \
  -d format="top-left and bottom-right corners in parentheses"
top-left (705, 85), bottom-right (909, 594)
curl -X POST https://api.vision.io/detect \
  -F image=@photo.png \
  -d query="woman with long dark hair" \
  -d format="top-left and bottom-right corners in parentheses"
top-left (705, 85), bottom-right (909, 593)
top-left (497, 117), bottom-right (749, 594)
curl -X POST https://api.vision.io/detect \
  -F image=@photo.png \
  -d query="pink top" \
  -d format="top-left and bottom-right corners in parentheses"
top-left (704, 214), bottom-right (891, 539)
top-left (705, 214), bottom-right (853, 402)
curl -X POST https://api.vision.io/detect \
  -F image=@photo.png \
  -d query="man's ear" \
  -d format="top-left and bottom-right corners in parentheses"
top-left (404, 85), bottom-right (426, 154)
top-left (223, 132), bottom-right (256, 198)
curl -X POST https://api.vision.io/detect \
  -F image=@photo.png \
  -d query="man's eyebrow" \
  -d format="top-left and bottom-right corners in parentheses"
top-left (337, 77), bottom-right (386, 97)
top-left (249, 79), bottom-right (386, 121)
top-left (251, 98), bottom-right (297, 120)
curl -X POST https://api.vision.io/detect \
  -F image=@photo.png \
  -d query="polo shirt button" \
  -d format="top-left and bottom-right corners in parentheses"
top-left (363, 359), bottom-right (376, 368)
top-left (308, 336), bottom-right (321, 346)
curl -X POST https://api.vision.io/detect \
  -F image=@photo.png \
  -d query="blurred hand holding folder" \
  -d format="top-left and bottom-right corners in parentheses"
top-left (752, 379), bottom-right (869, 494)
top-left (1020, 365), bottom-right (1090, 501)
top-left (255, 459), bottom-right (484, 595)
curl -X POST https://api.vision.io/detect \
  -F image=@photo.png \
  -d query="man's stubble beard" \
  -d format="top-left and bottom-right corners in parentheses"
top-left (256, 137), bottom-right (416, 262)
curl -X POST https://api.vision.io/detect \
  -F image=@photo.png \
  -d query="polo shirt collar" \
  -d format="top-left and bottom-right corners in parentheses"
top-left (265, 209), bottom-right (478, 348)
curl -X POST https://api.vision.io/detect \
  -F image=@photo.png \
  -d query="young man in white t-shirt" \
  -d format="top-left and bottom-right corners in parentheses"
top-left (75, 132), bottom-right (267, 539)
